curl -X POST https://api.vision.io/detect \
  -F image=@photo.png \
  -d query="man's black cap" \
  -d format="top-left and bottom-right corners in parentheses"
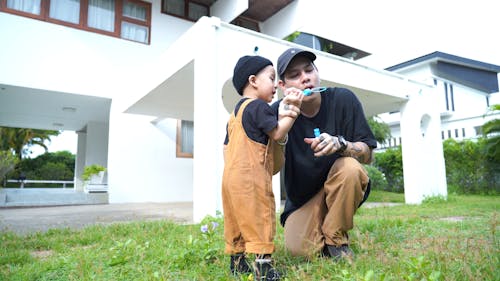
top-left (277, 48), bottom-right (316, 79)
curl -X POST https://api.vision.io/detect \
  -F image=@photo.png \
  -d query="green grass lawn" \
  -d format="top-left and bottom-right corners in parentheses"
top-left (0, 192), bottom-right (498, 280)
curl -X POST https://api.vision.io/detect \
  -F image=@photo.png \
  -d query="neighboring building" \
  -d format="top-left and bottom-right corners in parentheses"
top-left (379, 51), bottom-right (500, 148)
top-left (0, 0), bottom-right (448, 221)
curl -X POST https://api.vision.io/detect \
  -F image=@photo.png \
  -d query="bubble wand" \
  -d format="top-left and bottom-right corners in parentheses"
top-left (303, 87), bottom-right (327, 96)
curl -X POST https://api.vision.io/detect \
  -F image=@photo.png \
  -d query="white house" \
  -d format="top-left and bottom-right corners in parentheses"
top-left (379, 51), bottom-right (500, 147)
top-left (0, 0), bottom-right (448, 221)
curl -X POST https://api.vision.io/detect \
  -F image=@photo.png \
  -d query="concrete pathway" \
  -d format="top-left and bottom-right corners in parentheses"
top-left (0, 202), bottom-right (402, 236)
top-left (0, 202), bottom-right (193, 236)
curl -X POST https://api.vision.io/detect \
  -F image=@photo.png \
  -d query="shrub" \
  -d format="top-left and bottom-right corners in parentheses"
top-left (38, 162), bottom-right (73, 180)
top-left (373, 147), bottom-right (404, 193)
top-left (443, 138), bottom-right (498, 194)
top-left (364, 164), bottom-right (389, 191)
top-left (6, 151), bottom-right (75, 181)
top-left (372, 139), bottom-right (499, 195)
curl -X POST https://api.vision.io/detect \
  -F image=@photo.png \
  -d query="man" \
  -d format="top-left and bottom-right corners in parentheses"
top-left (272, 47), bottom-right (377, 260)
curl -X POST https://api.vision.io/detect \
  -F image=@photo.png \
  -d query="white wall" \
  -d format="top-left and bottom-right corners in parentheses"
top-left (108, 113), bottom-right (193, 203)
top-left (0, 4), bottom-right (199, 204)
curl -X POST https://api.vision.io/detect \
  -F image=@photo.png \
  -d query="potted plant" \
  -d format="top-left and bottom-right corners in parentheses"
top-left (82, 164), bottom-right (106, 184)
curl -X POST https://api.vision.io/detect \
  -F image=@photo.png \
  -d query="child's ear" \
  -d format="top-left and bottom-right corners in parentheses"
top-left (248, 75), bottom-right (258, 87)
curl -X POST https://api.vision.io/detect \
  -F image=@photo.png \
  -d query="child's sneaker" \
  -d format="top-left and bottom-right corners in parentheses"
top-left (230, 253), bottom-right (252, 275)
top-left (254, 257), bottom-right (281, 281)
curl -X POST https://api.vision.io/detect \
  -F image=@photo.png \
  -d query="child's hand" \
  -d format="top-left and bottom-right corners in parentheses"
top-left (279, 99), bottom-right (300, 119)
top-left (282, 87), bottom-right (303, 108)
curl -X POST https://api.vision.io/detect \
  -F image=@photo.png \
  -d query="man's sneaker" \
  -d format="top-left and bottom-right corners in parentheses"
top-left (253, 258), bottom-right (281, 281)
top-left (324, 244), bottom-right (354, 261)
top-left (230, 253), bottom-right (252, 275)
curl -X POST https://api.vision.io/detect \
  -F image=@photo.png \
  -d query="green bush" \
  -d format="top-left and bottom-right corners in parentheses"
top-left (38, 162), bottom-right (73, 180)
top-left (373, 147), bottom-right (404, 193)
top-left (443, 138), bottom-right (498, 194)
top-left (5, 151), bottom-right (75, 181)
top-left (364, 164), bottom-right (389, 191)
top-left (372, 139), bottom-right (499, 195)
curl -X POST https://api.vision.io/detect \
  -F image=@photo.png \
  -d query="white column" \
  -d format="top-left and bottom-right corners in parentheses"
top-left (84, 121), bottom-right (109, 169)
top-left (400, 87), bottom-right (447, 203)
top-left (192, 17), bottom-right (222, 222)
top-left (74, 131), bottom-right (86, 191)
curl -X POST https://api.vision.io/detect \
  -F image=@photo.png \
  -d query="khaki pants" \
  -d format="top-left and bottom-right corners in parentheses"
top-left (283, 157), bottom-right (369, 257)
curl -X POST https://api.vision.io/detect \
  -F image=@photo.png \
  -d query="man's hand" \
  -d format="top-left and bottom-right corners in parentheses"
top-left (304, 134), bottom-right (374, 163)
top-left (304, 133), bottom-right (341, 157)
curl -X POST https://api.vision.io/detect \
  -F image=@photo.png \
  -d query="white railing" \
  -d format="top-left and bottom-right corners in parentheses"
top-left (6, 180), bottom-right (75, 189)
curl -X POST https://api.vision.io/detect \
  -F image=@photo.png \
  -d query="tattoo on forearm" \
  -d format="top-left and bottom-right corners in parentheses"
top-left (346, 142), bottom-right (372, 164)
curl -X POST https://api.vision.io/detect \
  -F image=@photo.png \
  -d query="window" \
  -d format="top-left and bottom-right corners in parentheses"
top-left (176, 120), bottom-right (193, 158)
top-left (444, 83), bottom-right (449, 111)
top-left (474, 126), bottom-right (482, 136)
top-left (443, 82), bottom-right (455, 112)
top-left (161, 0), bottom-right (209, 22)
top-left (6, 0), bottom-right (41, 16)
top-left (187, 1), bottom-right (207, 21)
top-left (0, 0), bottom-right (151, 44)
top-left (121, 0), bottom-right (150, 43)
top-left (50, 0), bottom-right (80, 24)
top-left (88, 0), bottom-right (115, 32)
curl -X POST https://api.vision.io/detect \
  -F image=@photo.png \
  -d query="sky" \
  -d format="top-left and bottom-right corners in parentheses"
top-left (310, 0), bottom-right (500, 69)
top-left (29, 131), bottom-right (77, 158)
top-left (31, 0), bottom-right (500, 157)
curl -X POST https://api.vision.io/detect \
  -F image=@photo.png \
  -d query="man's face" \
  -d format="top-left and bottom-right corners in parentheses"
top-left (280, 56), bottom-right (320, 90)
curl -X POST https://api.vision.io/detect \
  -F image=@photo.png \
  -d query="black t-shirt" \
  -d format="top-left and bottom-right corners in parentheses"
top-left (271, 87), bottom-right (377, 225)
top-left (224, 98), bottom-right (278, 145)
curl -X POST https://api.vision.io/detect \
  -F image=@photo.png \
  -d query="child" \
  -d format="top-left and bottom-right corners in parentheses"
top-left (222, 55), bottom-right (303, 280)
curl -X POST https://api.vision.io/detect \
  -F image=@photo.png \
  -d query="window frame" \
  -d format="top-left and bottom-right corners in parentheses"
top-left (0, 0), bottom-right (151, 44)
top-left (161, 0), bottom-right (209, 22)
top-left (176, 119), bottom-right (193, 158)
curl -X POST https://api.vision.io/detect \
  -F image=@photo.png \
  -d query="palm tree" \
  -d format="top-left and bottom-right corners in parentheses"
top-left (482, 104), bottom-right (500, 163)
top-left (367, 116), bottom-right (392, 145)
top-left (0, 127), bottom-right (60, 160)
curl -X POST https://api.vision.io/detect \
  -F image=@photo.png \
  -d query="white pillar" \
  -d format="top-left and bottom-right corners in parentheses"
top-left (84, 121), bottom-right (109, 169)
top-left (192, 17), bottom-right (222, 222)
top-left (400, 88), bottom-right (447, 203)
top-left (74, 131), bottom-right (86, 191)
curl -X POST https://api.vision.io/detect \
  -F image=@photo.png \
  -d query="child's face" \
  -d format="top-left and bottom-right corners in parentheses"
top-left (255, 65), bottom-right (277, 103)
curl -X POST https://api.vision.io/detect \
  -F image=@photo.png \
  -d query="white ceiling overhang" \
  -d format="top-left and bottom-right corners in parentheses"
top-left (123, 19), bottom-right (419, 124)
top-left (125, 61), bottom-right (195, 121)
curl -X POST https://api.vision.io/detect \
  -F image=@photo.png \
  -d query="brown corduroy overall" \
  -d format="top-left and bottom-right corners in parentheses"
top-left (222, 99), bottom-right (276, 255)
